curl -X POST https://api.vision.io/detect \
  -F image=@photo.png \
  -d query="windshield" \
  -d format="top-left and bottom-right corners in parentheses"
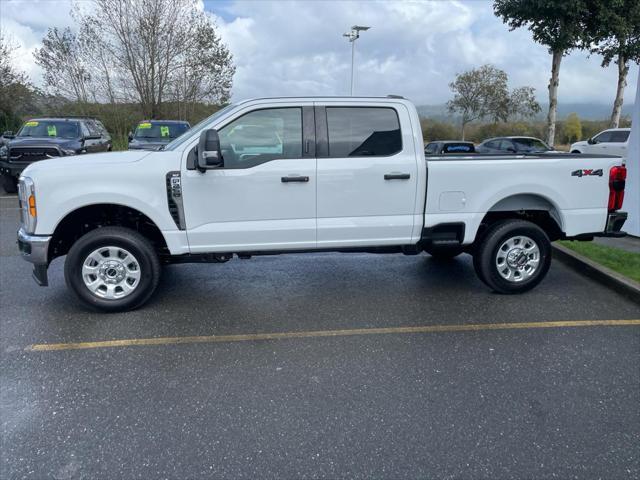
top-left (134, 122), bottom-right (189, 141)
top-left (512, 138), bottom-right (551, 152)
top-left (163, 105), bottom-right (235, 151)
top-left (17, 120), bottom-right (79, 139)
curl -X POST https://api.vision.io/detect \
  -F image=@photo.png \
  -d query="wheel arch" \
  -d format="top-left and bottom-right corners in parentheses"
top-left (476, 193), bottom-right (565, 243)
top-left (48, 203), bottom-right (169, 262)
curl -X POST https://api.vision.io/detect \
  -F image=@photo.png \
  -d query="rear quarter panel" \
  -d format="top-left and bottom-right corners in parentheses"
top-left (425, 155), bottom-right (623, 243)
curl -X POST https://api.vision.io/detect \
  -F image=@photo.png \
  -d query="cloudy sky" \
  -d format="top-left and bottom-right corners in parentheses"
top-left (1, 0), bottom-right (638, 106)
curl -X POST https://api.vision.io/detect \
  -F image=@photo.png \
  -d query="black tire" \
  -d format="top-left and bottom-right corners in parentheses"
top-left (571, 150), bottom-right (581, 154)
top-left (64, 227), bottom-right (161, 312)
top-left (1, 175), bottom-right (17, 194)
top-left (473, 219), bottom-right (551, 294)
top-left (424, 246), bottom-right (463, 259)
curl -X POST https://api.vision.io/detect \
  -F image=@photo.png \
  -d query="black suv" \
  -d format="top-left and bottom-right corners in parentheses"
top-left (0, 117), bottom-right (112, 193)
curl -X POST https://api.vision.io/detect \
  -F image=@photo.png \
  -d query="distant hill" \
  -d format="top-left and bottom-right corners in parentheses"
top-left (417, 102), bottom-right (634, 122)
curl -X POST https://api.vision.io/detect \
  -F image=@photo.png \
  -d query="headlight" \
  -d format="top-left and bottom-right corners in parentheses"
top-left (0, 145), bottom-right (7, 159)
top-left (62, 148), bottom-right (77, 156)
top-left (18, 177), bottom-right (37, 233)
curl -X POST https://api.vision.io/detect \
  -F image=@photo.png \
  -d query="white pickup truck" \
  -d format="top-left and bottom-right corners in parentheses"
top-left (17, 96), bottom-right (628, 311)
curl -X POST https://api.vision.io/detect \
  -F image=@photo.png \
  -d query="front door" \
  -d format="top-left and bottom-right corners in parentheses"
top-left (182, 104), bottom-right (317, 253)
top-left (315, 103), bottom-right (419, 247)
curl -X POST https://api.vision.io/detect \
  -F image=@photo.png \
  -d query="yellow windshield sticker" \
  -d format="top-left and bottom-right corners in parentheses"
top-left (138, 122), bottom-right (152, 129)
top-left (160, 125), bottom-right (170, 137)
top-left (25, 121), bottom-right (39, 127)
top-left (47, 125), bottom-right (57, 136)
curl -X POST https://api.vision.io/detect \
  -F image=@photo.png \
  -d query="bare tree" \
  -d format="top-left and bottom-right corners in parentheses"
top-left (78, 0), bottom-right (234, 118)
top-left (34, 28), bottom-right (91, 106)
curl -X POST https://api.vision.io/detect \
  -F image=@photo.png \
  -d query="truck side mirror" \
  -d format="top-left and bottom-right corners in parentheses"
top-left (128, 132), bottom-right (133, 142)
top-left (587, 137), bottom-right (595, 145)
top-left (3, 131), bottom-right (15, 139)
top-left (197, 129), bottom-right (223, 170)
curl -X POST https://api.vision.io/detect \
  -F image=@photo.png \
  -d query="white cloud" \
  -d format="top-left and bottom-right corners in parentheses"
top-left (212, 0), bottom-right (638, 107)
top-left (1, 0), bottom-right (638, 109)
top-left (0, 0), bottom-right (74, 84)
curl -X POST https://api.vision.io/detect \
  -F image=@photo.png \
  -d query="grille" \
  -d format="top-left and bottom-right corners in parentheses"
top-left (9, 146), bottom-right (62, 163)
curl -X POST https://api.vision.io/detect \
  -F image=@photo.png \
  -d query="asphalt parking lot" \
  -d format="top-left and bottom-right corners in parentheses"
top-left (1, 193), bottom-right (639, 479)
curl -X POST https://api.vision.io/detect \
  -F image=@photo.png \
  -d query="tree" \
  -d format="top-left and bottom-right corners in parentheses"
top-left (77, 0), bottom-right (235, 118)
top-left (447, 64), bottom-right (541, 139)
top-left (0, 32), bottom-right (35, 132)
top-left (34, 28), bottom-right (91, 107)
top-left (508, 86), bottom-right (542, 120)
top-left (564, 112), bottom-right (582, 143)
top-left (582, 0), bottom-right (640, 128)
top-left (494, 0), bottom-right (588, 146)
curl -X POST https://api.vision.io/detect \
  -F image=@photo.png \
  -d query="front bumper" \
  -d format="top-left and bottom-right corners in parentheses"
top-left (0, 160), bottom-right (24, 178)
top-left (17, 227), bottom-right (51, 286)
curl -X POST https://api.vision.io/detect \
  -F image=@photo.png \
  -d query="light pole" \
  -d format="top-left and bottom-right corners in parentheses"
top-left (343, 25), bottom-right (370, 96)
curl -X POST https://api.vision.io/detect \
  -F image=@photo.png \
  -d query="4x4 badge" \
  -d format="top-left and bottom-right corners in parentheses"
top-left (572, 169), bottom-right (603, 177)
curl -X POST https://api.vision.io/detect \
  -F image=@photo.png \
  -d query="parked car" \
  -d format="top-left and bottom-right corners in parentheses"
top-left (0, 117), bottom-right (111, 193)
top-left (16, 96), bottom-right (627, 311)
top-left (128, 120), bottom-right (190, 151)
top-left (476, 136), bottom-right (554, 154)
top-left (425, 141), bottom-right (475, 155)
top-left (570, 128), bottom-right (630, 157)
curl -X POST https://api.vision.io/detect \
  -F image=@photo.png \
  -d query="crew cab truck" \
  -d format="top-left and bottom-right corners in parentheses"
top-left (17, 97), bottom-right (628, 312)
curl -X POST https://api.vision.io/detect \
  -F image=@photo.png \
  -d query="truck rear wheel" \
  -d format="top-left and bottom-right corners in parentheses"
top-left (473, 220), bottom-right (551, 294)
top-left (64, 227), bottom-right (161, 312)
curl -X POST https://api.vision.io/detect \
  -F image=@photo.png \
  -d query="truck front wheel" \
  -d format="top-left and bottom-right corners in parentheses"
top-left (473, 220), bottom-right (551, 294)
top-left (64, 227), bottom-right (161, 312)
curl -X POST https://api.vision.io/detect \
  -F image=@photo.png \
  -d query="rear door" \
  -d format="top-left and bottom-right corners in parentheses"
top-left (315, 103), bottom-right (418, 247)
top-left (182, 103), bottom-right (317, 252)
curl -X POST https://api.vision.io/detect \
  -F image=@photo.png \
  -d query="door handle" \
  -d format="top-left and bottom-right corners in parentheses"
top-left (384, 173), bottom-right (410, 180)
top-left (281, 175), bottom-right (309, 183)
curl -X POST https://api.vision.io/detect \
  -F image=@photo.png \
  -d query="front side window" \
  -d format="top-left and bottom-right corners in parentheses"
top-left (498, 140), bottom-right (515, 151)
top-left (326, 107), bottom-right (401, 158)
top-left (609, 130), bottom-right (630, 142)
top-left (218, 108), bottom-right (302, 169)
top-left (512, 138), bottom-right (551, 152)
top-left (593, 131), bottom-right (613, 143)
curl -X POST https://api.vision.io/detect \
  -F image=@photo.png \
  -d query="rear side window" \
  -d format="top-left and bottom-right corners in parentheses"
top-left (609, 130), bottom-right (630, 142)
top-left (326, 107), bottom-right (401, 158)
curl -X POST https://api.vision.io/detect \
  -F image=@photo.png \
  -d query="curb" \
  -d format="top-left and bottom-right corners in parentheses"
top-left (552, 243), bottom-right (640, 303)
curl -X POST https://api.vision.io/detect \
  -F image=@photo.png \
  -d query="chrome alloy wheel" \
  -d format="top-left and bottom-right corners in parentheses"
top-left (495, 235), bottom-right (540, 283)
top-left (81, 246), bottom-right (141, 299)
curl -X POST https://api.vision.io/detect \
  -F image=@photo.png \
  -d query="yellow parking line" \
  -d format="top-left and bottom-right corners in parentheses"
top-left (25, 319), bottom-right (640, 352)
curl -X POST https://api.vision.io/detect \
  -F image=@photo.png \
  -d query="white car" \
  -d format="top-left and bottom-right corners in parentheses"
top-left (16, 96), bottom-right (628, 311)
top-left (570, 128), bottom-right (630, 158)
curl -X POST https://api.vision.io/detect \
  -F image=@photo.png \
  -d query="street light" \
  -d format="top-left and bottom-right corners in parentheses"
top-left (343, 25), bottom-right (370, 96)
